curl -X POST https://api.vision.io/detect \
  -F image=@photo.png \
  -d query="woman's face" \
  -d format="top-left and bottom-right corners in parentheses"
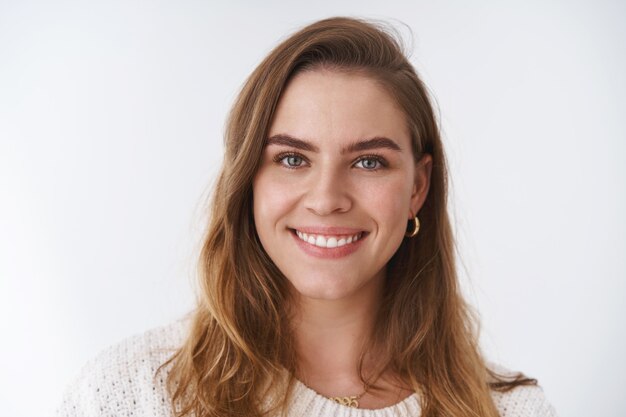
top-left (252, 69), bottom-right (431, 302)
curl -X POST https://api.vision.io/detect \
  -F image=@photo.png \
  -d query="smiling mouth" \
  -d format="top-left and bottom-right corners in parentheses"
top-left (290, 229), bottom-right (367, 249)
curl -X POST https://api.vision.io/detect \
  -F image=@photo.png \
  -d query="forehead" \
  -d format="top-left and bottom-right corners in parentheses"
top-left (268, 69), bottom-right (410, 148)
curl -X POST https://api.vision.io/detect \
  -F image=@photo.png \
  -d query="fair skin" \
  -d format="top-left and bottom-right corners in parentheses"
top-left (252, 69), bottom-right (432, 409)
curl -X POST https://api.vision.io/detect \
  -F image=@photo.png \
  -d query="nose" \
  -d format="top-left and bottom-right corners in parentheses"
top-left (303, 168), bottom-right (353, 216)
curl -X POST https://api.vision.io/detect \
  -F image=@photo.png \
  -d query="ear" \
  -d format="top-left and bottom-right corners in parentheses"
top-left (409, 153), bottom-right (433, 219)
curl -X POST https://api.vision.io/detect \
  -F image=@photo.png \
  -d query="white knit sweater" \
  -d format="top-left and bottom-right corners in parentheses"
top-left (56, 318), bottom-right (557, 417)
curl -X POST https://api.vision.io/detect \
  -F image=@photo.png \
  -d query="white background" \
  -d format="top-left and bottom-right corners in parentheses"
top-left (1, 1), bottom-right (624, 416)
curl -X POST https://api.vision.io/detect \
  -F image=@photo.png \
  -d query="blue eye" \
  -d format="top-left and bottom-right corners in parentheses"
top-left (284, 155), bottom-right (303, 167)
top-left (273, 152), bottom-right (307, 168)
top-left (355, 156), bottom-right (385, 170)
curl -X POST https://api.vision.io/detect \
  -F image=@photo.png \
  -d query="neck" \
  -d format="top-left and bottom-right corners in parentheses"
top-left (291, 272), bottom-right (385, 396)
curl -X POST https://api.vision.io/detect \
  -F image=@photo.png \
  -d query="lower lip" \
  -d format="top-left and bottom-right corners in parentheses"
top-left (290, 229), bottom-right (367, 259)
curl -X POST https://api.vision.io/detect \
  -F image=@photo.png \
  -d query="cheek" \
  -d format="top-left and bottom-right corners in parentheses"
top-left (360, 175), bottom-right (413, 225)
top-left (252, 172), bottom-right (299, 231)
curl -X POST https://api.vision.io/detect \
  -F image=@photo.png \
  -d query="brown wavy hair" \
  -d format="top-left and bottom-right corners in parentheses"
top-left (159, 16), bottom-right (537, 417)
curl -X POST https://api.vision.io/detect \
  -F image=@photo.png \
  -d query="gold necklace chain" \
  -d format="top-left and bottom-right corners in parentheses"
top-left (328, 386), bottom-right (369, 408)
top-left (299, 374), bottom-right (374, 408)
top-left (329, 394), bottom-right (363, 408)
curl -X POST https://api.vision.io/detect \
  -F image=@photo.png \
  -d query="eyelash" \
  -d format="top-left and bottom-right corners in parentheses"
top-left (272, 152), bottom-right (389, 171)
top-left (354, 154), bottom-right (388, 170)
top-left (272, 152), bottom-right (307, 169)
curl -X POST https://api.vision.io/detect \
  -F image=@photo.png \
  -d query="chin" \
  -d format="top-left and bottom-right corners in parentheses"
top-left (287, 273), bottom-right (369, 302)
top-left (297, 287), bottom-right (352, 301)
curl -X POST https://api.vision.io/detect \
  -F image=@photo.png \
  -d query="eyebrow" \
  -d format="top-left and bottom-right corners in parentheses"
top-left (266, 134), bottom-right (403, 154)
top-left (266, 134), bottom-right (319, 152)
top-left (344, 136), bottom-right (402, 154)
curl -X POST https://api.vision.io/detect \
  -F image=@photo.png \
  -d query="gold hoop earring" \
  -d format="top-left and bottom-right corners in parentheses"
top-left (405, 216), bottom-right (420, 238)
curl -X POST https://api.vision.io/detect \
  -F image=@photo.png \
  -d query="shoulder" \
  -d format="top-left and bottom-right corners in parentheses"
top-left (56, 317), bottom-right (190, 417)
top-left (487, 362), bottom-right (558, 417)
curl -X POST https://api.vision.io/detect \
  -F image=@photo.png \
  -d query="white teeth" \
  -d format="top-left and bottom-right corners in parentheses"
top-left (294, 230), bottom-right (363, 248)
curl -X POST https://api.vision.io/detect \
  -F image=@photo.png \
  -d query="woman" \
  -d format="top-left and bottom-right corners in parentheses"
top-left (58, 17), bottom-right (556, 417)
